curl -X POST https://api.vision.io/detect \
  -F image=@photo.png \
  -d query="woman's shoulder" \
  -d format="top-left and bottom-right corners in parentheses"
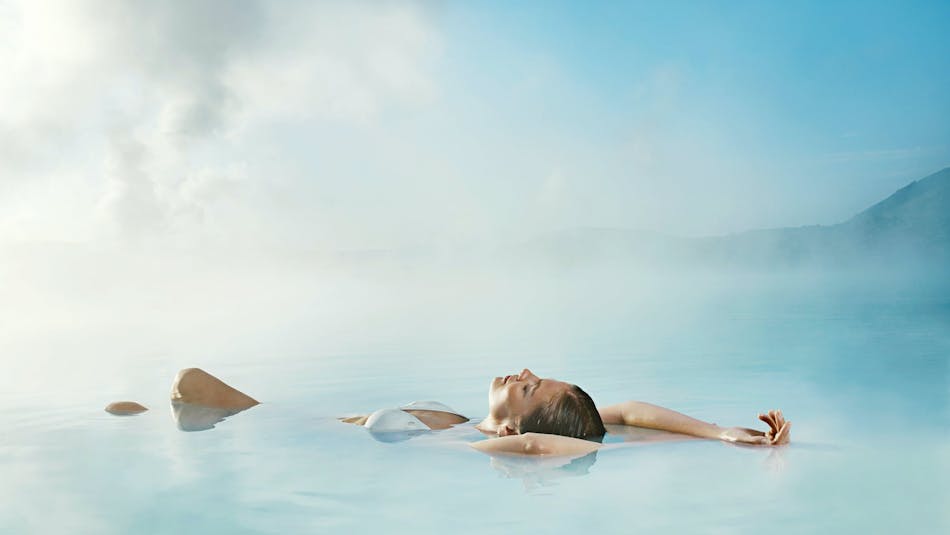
top-left (471, 432), bottom-right (602, 456)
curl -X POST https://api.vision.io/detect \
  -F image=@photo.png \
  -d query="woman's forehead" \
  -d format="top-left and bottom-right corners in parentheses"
top-left (541, 376), bottom-right (570, 387)
top-left (536, 378), bottom-right (571, 397)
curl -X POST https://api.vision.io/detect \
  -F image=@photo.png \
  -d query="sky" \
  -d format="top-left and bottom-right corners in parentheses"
top-left (1, 0), bottom-right (948, 251)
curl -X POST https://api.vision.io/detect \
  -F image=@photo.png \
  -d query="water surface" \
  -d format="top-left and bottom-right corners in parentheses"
top-left (1, 268), bottom-right (946, 533)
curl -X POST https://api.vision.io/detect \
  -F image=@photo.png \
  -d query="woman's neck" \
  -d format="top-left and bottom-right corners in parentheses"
top-left (474, 416), bottom-right (501, 435)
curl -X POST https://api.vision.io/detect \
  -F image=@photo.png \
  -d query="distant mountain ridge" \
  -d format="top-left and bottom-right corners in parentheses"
top-left (523, 167), bottom-right (950, 268)
top-left (842, 167), bottom-right (950, 250)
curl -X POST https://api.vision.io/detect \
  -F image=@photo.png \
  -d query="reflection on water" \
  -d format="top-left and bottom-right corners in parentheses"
top-left (170, 401), bottom-right (252, 432)
top-left (489, 451), bottom-right (599, 492)
top-left (603, 424), bottom-right (702, 444)
top-left (367, 428), bottom-right (431, 443)
top-left (762, 446), bottom-right (788, 473)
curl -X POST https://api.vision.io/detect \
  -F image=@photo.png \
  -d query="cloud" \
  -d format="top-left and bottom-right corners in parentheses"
top-left (0, 0), bottom-right (441, 243)
top-left (98, 131), bottom-right (166, 237)
top-left (228, 2), bottom-right (439, 125)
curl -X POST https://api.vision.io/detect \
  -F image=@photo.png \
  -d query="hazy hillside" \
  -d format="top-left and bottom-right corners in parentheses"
top-left (522, 167), bottom-right (950, 269)
top-left (839, 167), bottom-right (950, 255)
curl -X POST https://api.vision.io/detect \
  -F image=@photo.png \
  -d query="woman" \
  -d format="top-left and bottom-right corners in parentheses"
top-left (345, 368), bottom-right (791, 456)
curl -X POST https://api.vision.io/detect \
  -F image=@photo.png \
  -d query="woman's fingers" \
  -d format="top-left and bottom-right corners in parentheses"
top-left (765, 419), bottom-right (790, 445)
top-left (761, 410), bottom-right (785, 430)
top-left (756, 410), bottom-right (790, 445)
top-left (773, 412), bottom-right (788, 442)
top-left (770, 410), bottom-right (784, 428)
top-left (759, 412), bottom-right (778, 435)
top-left (772, 420), bottom-right (791, 445)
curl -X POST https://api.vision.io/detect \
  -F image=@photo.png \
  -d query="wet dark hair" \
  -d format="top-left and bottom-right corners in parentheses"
top-left (518, 384), bottom-right (605, 441)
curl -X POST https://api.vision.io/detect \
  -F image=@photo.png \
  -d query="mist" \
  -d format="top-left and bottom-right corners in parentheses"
top-left (5, 4), bottom-right (950, 534)
top-left (1, 0), bottom-right (948, 406)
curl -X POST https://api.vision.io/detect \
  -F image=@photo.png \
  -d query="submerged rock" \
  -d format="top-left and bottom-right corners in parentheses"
top-left (170, 368), bottom-right (259, 410)
top-left (105, 401), bottom-right (148, 415)
top-left (171, 401), bottom-right (243, 432)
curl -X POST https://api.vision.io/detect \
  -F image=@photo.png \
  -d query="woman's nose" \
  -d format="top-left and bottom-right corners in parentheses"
top-left (519, 368), bottom-right (538, 382)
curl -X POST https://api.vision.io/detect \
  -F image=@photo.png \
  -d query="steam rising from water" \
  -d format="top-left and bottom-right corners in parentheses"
top-left (0, 0), bottom-right (946, 414)
top-left (2, 235), bottom-right (945, 413)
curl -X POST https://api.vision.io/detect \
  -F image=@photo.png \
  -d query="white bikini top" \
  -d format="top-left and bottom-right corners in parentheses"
top-left (363, 401), bottom-right (462, 433)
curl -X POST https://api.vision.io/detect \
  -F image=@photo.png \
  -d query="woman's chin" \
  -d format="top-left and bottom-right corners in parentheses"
top-left (474, 418), bottom-right (501, 435)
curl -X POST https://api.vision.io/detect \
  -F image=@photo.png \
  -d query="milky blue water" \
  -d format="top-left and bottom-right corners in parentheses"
top-left (1, 268), bottom-right (947, 533)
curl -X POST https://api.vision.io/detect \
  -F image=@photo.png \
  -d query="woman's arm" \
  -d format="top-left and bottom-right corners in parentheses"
top-left (599, 402), bottom-right (790, 446)
top-left (599, 401), bottom-right (722, 438)
top-left (470, 432), bottom-right (601, 456)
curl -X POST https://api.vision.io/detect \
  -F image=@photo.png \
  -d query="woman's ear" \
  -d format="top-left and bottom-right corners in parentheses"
top-left (497, 423), bottom-right (518, 437)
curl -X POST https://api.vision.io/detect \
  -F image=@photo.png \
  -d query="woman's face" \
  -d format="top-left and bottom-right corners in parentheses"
top-left (487, 368), bottom-right (572, 429)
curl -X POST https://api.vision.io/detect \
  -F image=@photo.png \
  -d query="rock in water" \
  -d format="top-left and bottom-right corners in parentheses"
top-left (171, 402), bottom-right (241, 432)
top-left (105, 401), bottom-right (148, 415)
top-left (170, 368), bottom-right (259, 409)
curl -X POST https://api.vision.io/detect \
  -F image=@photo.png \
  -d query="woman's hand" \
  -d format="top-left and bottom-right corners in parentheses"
top-left (719, 410), bottom-right (791, 446)
top-left (759, 410), bottom-right (791, 445)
